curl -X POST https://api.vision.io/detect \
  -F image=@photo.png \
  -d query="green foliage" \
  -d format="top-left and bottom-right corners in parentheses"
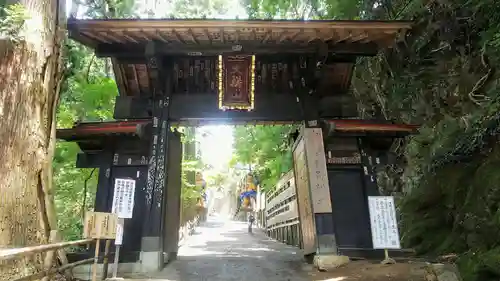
top-left (351, 1), bottom-right (500, 280)
top-left (166, 0), bottom-right (229, 18)
top-left (243, 0), bottom-right (363, 19)
top-left (242, 0), bottom-right (500, 279)
top-left (232, 125), bottom-right (295, 192)
top-left (78, 0), bottom-right (140, 18)
top-left (53, 143), bottom-right (97, 241)
top-left (54, 38), bottom-right (118, 240)
top-left (181, 159), bottom-right (204, 200)
top-left (0, 3), bottom-right (28, 41)
top-left (207, 172), bottom-right (227, 192)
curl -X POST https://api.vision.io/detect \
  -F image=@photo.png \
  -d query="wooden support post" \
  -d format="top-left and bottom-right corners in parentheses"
top-left (294, 225), bottom-right (299, 247)
top-left (381, 249), bottom-right (396, 265)
top-left (54, 231), bottom-right (73, 279)
top-left (163, 131), bottom-right (182, 263)
top-left (289, 226), bottom-right (292, 245)
top-left (41, 231), bottom-right (57, 281)
top-left (92, 239), bottom-right (100, 281)
top-left (102, 240), bottom-right (111, 280)
top-left (112, 245), bottom-right (120, 278)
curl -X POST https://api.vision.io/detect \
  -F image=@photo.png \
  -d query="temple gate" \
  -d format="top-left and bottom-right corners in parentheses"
top-left (57, 18), bottom-right (413, 272)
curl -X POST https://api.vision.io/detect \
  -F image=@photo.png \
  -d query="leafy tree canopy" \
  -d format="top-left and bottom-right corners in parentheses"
top-left (231, 125), bottom-right (295, 192)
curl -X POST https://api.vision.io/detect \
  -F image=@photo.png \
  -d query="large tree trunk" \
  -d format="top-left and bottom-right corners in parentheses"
top-left (0, 0), bottom-right (64, 278)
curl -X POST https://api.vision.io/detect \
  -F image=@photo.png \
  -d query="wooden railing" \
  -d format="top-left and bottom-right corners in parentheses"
top-left (0, 238), bottom-right (112, 281)
top-left (265, 170), bottom-right (302, 247)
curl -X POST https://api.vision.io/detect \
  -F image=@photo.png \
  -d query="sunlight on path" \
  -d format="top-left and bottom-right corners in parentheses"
top-left (172, 217), bottom-right (309, 281)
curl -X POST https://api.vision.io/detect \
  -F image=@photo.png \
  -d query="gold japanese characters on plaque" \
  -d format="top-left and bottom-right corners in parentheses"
top-left (218, 55), bottom-right (256, 110)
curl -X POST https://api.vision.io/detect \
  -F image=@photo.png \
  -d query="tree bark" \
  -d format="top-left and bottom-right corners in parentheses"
top-left (0, 0), bottom-right (64, 278)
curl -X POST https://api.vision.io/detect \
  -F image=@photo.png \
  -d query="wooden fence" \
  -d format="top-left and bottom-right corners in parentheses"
top-left (0, 238), bottom-right (111, 281)
top-left (265, 170), bottom-right (302, 247)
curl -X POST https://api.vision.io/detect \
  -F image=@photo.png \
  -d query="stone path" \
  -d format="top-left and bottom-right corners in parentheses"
top-left (146, 215), bottom-right (310, 281)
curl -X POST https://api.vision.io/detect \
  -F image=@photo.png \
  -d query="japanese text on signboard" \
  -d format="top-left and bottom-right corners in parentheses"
top-left (83, 212), bottom-right (117, 239)
top-left (368, 196), bottom-right (401, 249)
top-left (112, 178), bottom-right (136, 219)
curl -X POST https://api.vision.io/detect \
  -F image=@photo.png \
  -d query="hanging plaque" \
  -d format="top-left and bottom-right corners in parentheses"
top-left (218, 55), bottom-right (255, 110)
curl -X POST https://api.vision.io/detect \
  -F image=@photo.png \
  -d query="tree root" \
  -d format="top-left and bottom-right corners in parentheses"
top-left (468, 45), bottom-right (495, 106)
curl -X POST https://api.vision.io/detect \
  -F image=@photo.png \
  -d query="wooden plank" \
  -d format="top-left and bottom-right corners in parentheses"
top-left (12, 258), bottom-right (94, 281)
top-left (303, 128), bottom-right (332, 213)
top-left (0, 239), bottom-right (94, 261)
top-left (68, 18), bottom-right (412, 31)
top-left (292, 136), bottom-right (317, 255)
top-left (83, 212), bottom-right (118, 240)
top-left (95, 42), bottom-right (380, 57)
top-left (67, 19), bottom-right (411, 51)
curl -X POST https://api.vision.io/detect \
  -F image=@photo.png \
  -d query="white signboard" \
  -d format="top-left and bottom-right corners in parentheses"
top-left (112, 178), bottom-right (136, 219)
top-left (115, 219), bottom-right (124, 245)
top-left (368, 196), bottom-right (401, 249)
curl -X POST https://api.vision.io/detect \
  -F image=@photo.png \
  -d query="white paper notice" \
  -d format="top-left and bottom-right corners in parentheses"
top-left (115, 219), bottom-right (124, 245)
top-left (368, 196), bottom-right (401, 249)
top-left (111, 178), bottom-right (136, 219)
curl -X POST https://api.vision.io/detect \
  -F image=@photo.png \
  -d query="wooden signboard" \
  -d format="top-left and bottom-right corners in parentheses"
top-left (303, 128), bottom-right (332, 213)
top-left (219, 55), bottom-right (255, 110)
top-left (326, 151), bottom-right (362, 164)
top-left (83, 212), bottom-right (117, 239)
top-left (293, 137), bottom-right (317, 255)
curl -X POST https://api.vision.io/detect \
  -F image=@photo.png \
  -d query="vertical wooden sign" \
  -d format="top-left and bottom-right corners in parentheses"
top-left (218, 55), bottom-right (255, 110)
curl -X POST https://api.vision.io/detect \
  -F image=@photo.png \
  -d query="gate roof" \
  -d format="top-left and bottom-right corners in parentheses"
top-left (67, 18), bottom-right (412, 55)
top-left (66, 18), bottom-right (413, 124)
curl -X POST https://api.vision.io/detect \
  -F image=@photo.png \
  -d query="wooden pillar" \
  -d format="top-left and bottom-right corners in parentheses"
top-left (93, 152), bottom-right (113, 212)
top-left (286, 225), bottom-right (292, 245)
top-left (141, 52), bottom-right (172, 272)
top-left (297, 55), bottom-right (320, 129)
top-left (292, 224), bottom-right (298, 247)
top-left (163, 131), bottom-right (182, 263)
top-left (358, 138), bottom-right (381, 197)
top-left (293, 55), bottom-right (339, 255)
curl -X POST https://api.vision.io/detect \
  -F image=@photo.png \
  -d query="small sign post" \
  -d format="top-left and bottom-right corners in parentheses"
top-left (83, 212), bottom-right (117, 281)
top-left (111, 178), bottom-right (136, 278)
top-left (112, 218), bottom-right (124, 278)
top-left (367, 196), bottom-right (401, 265)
